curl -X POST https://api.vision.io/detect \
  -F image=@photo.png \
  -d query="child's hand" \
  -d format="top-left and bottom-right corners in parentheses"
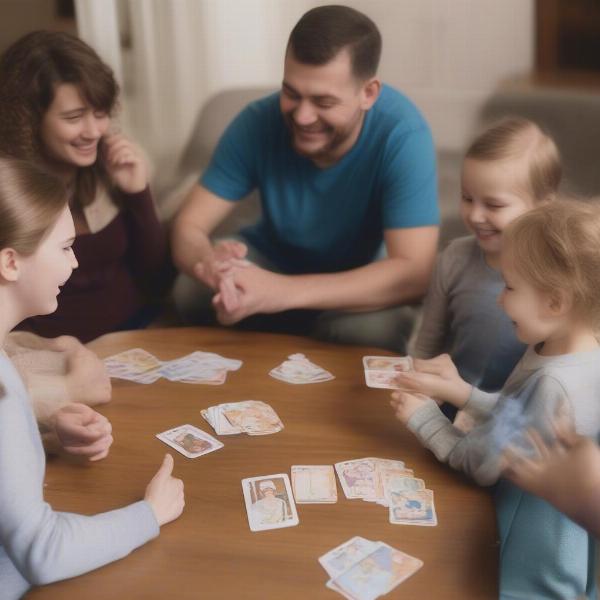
top-left (51, 403), bottom-right (113, 461)
top-left (390, 391), bottom-right (429, 424)
top-left (145, 454), bottom-right (185, 526)
top-left (502, 423), bottom-right (600, 516)
top-left (394, 354), bottom-right (472, 408)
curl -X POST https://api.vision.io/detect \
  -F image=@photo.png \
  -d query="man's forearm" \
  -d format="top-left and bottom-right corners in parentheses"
top-left (171, 219), bottom-right (214, 277)
top-left (279, 257), bottom-right (430, 312)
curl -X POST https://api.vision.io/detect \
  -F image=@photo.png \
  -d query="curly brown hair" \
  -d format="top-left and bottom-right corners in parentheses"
top-left (0, 30), bottom-right (119, 207)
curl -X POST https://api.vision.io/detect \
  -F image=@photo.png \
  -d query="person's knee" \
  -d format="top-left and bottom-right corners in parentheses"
top-left (172, 274), bottom-right (215, 325)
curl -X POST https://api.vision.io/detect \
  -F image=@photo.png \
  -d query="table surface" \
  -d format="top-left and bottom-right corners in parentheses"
top-left (26, 327), bottom-right (497, 599)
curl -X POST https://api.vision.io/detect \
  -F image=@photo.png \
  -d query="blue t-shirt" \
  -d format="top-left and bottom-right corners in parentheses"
top-left (201, 85), bottom-right (439, 274)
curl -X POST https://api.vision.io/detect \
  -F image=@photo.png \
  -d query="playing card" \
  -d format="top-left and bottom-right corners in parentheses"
top-left (334, 458), bottom-right (378, 499)
top-left (330, 542), bottom-right (423, 600)
top-left (318, 536), bottom-right (379, 579)
top-left (221, 400), bottom-right (283, 435)
top-left (269, 353), bottom-right (334, 384)
top-left (241, 473), bottom-right (299, 532)
top-left (388, 489), bottom-right (437, 526)
top-left (156, 424), bottom-right (223, 458)
top-left (363, 355), bottom-right (413, 389)
top-left (104, 348), bottom-right (163, 383)
top-left (291, 465), bottom-right (337, 503)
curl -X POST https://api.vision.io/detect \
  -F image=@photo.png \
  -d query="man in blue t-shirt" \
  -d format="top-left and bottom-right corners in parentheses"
top-left (172, 5), bottom-right (439, 352)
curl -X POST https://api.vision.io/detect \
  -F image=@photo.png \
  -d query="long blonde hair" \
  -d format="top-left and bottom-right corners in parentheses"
top-left (466, 117), bottom-right (562, 202)
top-left (0, 158), bottom-right (68, 256)
top-left (504, 198), bottom-right (600, 327)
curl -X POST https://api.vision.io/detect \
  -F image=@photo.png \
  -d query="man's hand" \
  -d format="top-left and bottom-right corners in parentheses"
top-left (212, 263), bottom-right (289, 325)
top-left (49, 404), bottom-right (113, 461)
top-left (390, 391), bottom-right (429, 424)
top-left (394, 354), bottom-right (472, 408)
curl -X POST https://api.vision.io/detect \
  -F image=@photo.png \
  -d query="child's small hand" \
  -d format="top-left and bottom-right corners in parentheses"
top-left (501, 424), bottom-right (600, 517)
top-left (390, 391), bottom-right (429, 424)
top-left (51, 403), bottom-right (113, 461)
top-left (394, 353), bottom-right (472, 408)
top-left (145, 454), bottom-right (185, 526)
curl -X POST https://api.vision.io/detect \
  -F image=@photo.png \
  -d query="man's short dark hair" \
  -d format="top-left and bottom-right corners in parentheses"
top-left (288, 5), bottom-right (382, 80)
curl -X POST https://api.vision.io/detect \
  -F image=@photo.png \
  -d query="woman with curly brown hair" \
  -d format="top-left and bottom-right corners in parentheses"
top-left (0, 30), bottom-right (171, 343)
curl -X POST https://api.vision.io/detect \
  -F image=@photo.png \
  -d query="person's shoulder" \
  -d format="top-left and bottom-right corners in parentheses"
top-left (439, 235), bottom-right (479, 271)
top-left (372, 84), bottom-right (430, 133)
top-left (243, 91), bottom-right (281, 121)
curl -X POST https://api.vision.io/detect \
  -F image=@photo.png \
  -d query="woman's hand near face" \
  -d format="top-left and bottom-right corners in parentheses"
top-left (102, 133), bottom-right (149, 194)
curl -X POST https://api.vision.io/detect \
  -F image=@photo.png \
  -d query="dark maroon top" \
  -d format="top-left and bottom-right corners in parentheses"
top-left (17, 187), bottom-right (170, 342)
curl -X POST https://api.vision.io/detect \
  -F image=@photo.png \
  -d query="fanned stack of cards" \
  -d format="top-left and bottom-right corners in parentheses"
top-left (269, 353), bottom-right (334, 384)
top-left (319, 536), bottom-right (423, 599)
top-left (201, 400), bottom-right (283, 436)
top-left (241, 473), bottom-right (299, 532)
top-left (156, 424), bottom-right (223, 459)
top-left (363, 355), bottom-right (413, 389)
top-left (104, 348), bottom-right (242, 385)
top-left (335, 458), bottom-right (437, 526)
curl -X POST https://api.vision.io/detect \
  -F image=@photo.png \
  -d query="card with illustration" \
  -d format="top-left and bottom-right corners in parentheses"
top-left (334, 458), bottom-right (378, 499)
top-left (104, 348), bottom-right (163, 383)
top-left (330, 542), bottom-right (423, 600)
top-left (318, 536), bottom-right (380, 579)
top-left (388, 489), bottom-right (437, 526)
top-left (221, 400), bottom-right (283, 435)
top-left (269, 353), bottom-right (334, 384)
top-left (241, 473), bottom-right (299, 532)
top-left (156, 424), bottom-right (224, 458)
top-left (291, 465), bottom-right (337, 503)
top-left (363, 355), bottom-right (413, 390)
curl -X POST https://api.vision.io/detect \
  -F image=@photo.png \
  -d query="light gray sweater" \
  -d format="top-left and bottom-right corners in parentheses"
top-left (0, 353), bottom-right (159, 599)
top-left (414, 236), bottom-right (526, 391)
top-left (407, 345), bottom-right (600, 485)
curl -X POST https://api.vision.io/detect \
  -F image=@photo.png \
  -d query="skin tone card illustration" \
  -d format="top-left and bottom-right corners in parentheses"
top-left (269, 353), bottom-right (334, 384)
top-left (201, 401), bottom-right (283, 436)
top-left (291, 465), bottom-right (337, 503)
top-left (362, 355), bottom-right (413, 390)
top-left (241, 474), bottom-right (299, 532)
top-left (104, 348), bottom-right (162, 383)
top-left (156, 424), bottom-right (224, 458)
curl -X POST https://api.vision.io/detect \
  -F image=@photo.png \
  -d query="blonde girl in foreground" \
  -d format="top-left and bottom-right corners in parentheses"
top-left (0, 159), bottom-right (184, 599)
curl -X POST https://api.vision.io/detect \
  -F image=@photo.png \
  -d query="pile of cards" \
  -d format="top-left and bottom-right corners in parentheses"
top-left (241, 473), bottom-right (299, 532)
top-left (156, 424), bottom-right (223, 459)
top-left (335, 458), bottom-right (437, 526)
top-left (291, 465), bottom-right (337, 503)
top-left (201, 400), bottom-right (283, 436)
top-left (319, 536), bottom-right (423, 599)
top-left (269, 353), bottom-right (334, 384)
top-left (104, 348), bottom-right (242, 385)
top-left (363, 355), bottom-right (412, 389)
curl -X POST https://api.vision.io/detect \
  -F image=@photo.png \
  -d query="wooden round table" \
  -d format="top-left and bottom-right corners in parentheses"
top-left (26, 327), bottom-right (498, 599)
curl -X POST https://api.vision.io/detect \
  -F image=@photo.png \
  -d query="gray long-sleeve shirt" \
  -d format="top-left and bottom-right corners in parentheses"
top-left (407, 345), bottom-right (600, 485)
top-left (0, 353), bottom-right (159, 599)
top-left (414, 236), bottom-right (526, 391)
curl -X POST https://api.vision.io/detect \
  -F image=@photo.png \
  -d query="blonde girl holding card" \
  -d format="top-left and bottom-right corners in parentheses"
top-left (0, 159), bottom-right (184, 600)
top-left (392, 200), bottom-right (600, 598)
top-left (412, 118), bottom-right (561, 420)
